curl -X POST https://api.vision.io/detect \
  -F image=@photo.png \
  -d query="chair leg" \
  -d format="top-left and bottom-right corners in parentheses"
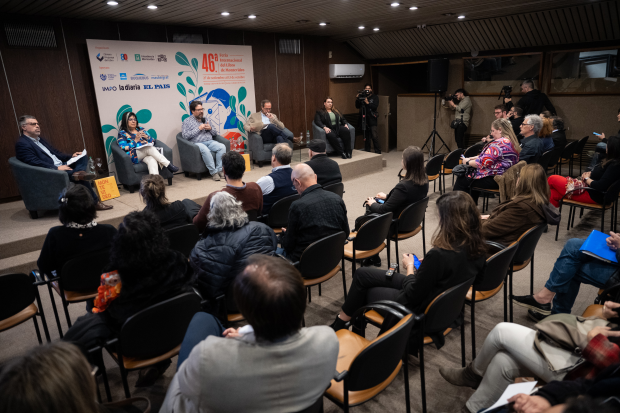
top-left (503, 276), bottom-right (508, 323)
top-left (422, 217), bottom-right (426, 256)
top-left (509, 267), bottom-right (514, 323)
top-left (567, 206), bottom-right (573, 231)
top-left (530, 254), bottom-right (535, 295)
top-left (197, 173), bottom-right (202, 180)
top-left (471, 287), bottom-right (476, 360)
top-left (395, 239), bottom-right (400, 273)
top-left (387, 238), bottom-right (392, 271)
top-left (119, 362), bottom-right (131, 399)
top-left (34, 289), bottom-right (51, 342)
top-left (167, 177), bottom-right (172, 186)
top-left (318, 283), bottom-right (322, 296)
top-left (420, 324), bottom-right (427, 413)
top-left (580, 208), bottom-right (584, 218)
top-left (96, 350), bottom-right (112, 402)
top-left (403, 351), bottom-right (411, 413)
top-left (352, 249), bottom-right (356, 277)
top-left (343, 378), bottom-right (349, 413)
top-left (460, 305), bottom-right (466, 367)
top-left (602, 208), bottom-right (605, 234)
top-left (341, 257), bottom-right (347, 299)
top-left (61, 296), bottom-right (72, 328)
top-left (32, 315), bottom-right (42, 344)
top-left (307, 286), bottom-right (312, 303)
top-left (555, 203), bottom-right (563, 241)
top-left (47, 283), bottom-right (63, 338)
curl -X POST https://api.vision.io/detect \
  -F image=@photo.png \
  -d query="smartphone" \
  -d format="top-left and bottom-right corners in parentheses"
top-left (413, 254), bottom-right (421, 270)
top-left (593, 132), bottom-right (601, 136)
top-left (375, 198), bottom-right (385, 204)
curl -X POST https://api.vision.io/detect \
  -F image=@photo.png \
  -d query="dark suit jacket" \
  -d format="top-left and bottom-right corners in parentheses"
top-left (314, 110), bottom-right (347, 134)
top-left (305, 154), bottom-right (342, 187)
top-left (15, 135), bottom-right (71, 170)
top-left (519, 135), bottom-right (543, 164)
top-left (550, 130), bottom-right (567, 148)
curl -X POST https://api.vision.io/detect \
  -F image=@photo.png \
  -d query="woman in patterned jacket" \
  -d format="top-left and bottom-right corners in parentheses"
top-left (453, 118), bottom-right (520, 204)
top-left (117, 111), bottom-right (178, 175)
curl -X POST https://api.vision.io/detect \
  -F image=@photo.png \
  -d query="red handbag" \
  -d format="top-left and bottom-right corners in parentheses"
top-left (565, 177), bottom-right (586, 199)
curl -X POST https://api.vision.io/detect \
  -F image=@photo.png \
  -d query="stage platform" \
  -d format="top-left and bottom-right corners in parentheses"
top-left (0, 149), bottom-right (385, 275)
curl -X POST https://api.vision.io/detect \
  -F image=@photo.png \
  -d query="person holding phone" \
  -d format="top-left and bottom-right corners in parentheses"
top-left (589, 107), bottom-right (620, 169)
top-left (331, 191), bottom-right (486, 341)
top-left (360, 146), bottom-right (429, 267)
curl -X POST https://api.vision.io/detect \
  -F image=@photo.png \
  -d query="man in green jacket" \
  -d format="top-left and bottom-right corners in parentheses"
top-left (447, 88), bottom-right (472, 149)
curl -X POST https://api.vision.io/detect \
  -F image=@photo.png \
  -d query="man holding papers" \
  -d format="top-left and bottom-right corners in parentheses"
top-left (15, 115), bottom-right (112, 210)
top-left (513, 232), bottom-right (620, 319)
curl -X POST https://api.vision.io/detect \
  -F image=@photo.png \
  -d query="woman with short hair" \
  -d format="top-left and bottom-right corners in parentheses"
top-left (453, 118), bottom-right (520, 204)
top-left (37, 184), bottom-right (117, 278)
top-left (539, 117), bottom-right (555, 152)
top-left (190, 192), bottom-right (278, 311)
top-left (117, 111), bottom-right (178, 175)
top-left (314, 97), bottom-right (352, 159)
top-left (140, 174), bottom-right (200, 230)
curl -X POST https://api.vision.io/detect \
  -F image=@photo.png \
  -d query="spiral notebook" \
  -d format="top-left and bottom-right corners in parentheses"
top-left (579, 230), bottom-right (618, 264)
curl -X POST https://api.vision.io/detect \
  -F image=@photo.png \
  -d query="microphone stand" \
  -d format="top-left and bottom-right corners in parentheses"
top-left (422, 92), bottom-right (449, 156)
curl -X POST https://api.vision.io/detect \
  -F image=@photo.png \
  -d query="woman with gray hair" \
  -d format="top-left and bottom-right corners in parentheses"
top-left (189, 192), bottom-right (278, 310)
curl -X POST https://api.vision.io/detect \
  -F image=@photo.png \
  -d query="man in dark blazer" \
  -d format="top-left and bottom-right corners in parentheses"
top-left (305, 140), bottom-right (342, 187)
top-left (15, 115), bottom-right (112, 210)
top-left (550, 117), bottom-right (567, 148)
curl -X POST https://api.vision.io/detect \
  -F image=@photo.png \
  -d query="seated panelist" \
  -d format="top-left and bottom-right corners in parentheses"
top-left (243, 99), bottom-right (300, 145)
top-left (117, 112), bottom-right (178, 175)
top-left (314, 97), bottom-right (352, 159)
top-left (15, 115), bottom-right (112, 211)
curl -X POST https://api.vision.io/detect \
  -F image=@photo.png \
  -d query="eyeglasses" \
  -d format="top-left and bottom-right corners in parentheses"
top-left (128, 118), bottom-right (137, 122)
top-left (25, 122), bottom-right (40, 126)
top-left (194, 108), bottom-right (204, 112)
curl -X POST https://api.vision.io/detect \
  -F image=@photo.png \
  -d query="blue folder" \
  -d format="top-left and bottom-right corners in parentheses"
top-left (579, 230), bottom-right (619, 264)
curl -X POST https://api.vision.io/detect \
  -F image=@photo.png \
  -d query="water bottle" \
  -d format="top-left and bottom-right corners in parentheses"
top-left (306, 130), bottom-right (310, 144)
top-left (88, 157), bottom-right (96, 175)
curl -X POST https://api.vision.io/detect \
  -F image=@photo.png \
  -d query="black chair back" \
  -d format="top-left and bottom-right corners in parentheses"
top-left (299, 231), bottom-right (347, 279)
top-left (537, 149), bottom-right (554, 171)
top-left (246, 209), bottom-right (259, 222)
top-left (165, 224), bottom-right (200, 258)
top-left (476, 242), bottom-right (518, 292)
top-left (424, 277), bottom-right (475, 334)
top-left (464, 143), bottom-right (484, 158)
top-left (395, 197), bottom-right (428, 234)
top-left (573, 136), bottom-right (589, 159)
top-left (356, 212), bottom-right (393, 251)
top-left (323, 182), bottom-right (344, 198)
top-left (119, 292), bottom-right (201, 359)
top-left (513, 225), bottom-right (546, 265)
top-left (603, 180), bottom-right (620, 205)
top-left (60, 249), bottom-right (110, 292)
top-left (425, 154), bottom-right (444, 176)
top-left (0, 273), bottom-right (35, 320)
top-left (443, 148), bottom-right (464, 171)
top-left (560, 140), bottom-right (577, 160)
top-left (268, 193), bottom-right (300, 228)
top-left (546, 146), bottom-right (564, 170)
top-left (347, 304), bottom-right (415, 391)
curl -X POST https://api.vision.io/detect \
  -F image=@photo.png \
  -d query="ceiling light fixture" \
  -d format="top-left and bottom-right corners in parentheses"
top-left (373, 28), bottom-right (380, 31)
top-left (390, 2), bottom-right (400, 6)
top-left (221, 12), bottom-right (230, 16)
top-left (248, 14), bottom-right (256, 19)
top-left (358, 26), bottom-right (365, 29)
top-left (319, 22), bottom-right (327, 26)
top-left (107, 1), bottom-right (118, 5)
top-left (409, 6), bottom-right (418, 10)
top-left (147, 4), bottom-right (157, 9)
top-left (458, 15), bottom-right (465, 19)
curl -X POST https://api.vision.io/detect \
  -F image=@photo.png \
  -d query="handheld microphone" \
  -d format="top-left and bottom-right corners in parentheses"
top-left (201, 117), bottom-right (206, 124)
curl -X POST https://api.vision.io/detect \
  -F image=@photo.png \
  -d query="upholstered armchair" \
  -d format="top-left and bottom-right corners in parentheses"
top-left (175, 133), bottom-right (230, 180)
top-left (111, 139), bottom-right (173, 193)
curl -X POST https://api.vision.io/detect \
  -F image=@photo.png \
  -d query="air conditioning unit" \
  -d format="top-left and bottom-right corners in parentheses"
top-left (329, 64), bottom-right (365, 79)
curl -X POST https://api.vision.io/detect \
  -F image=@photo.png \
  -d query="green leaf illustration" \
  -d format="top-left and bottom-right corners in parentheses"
top-left (237, 121), bottom-right (245, 134)
top-left (247, 111), bottom-right (251, 117)
top-left (229, 96), bottom-right (237, 111)
top-left (177, 83), bottom-right (186, 97)
top-left (136, 109), bottom-right (152, 124)
top-left (188, 89), bottom-right (194, 95)
top-left (179, 102), bottom-right (187, 112)
top-left (105, 135), bottom-right (116, 157)
top-left (238, 87), bottom-right (247, 103)
top-left (240, 104), bottom-right (246, 116)
top-left (198, 86), bottom-right (204, 95)
top-left (182, 114), bottom-right (189, 122)
top-left (116, 104), bottom-right (132, 126)
top-left (191, 58), bottom-right (198, 72)
top-left (175, 52), bottom-right (190, 67)
top-left (147, 129), bottom-right (157, 140)
top-left (101, 124), bottom-right (116, 133)
top-left (186, 76), bottom-right (196, 87)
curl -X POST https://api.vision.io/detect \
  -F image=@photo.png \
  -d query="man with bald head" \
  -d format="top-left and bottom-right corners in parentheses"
top-left (278, 164), bottom-right (349, 261)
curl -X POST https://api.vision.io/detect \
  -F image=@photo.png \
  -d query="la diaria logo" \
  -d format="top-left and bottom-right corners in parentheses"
top-left (96, 53), bottom-right (104, 62)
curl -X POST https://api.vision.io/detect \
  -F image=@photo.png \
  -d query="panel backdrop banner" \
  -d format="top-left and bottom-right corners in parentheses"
top-left (86, 39), bottom-right (256, 174)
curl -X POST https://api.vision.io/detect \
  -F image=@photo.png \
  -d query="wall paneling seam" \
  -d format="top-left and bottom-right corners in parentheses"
top-left (60, 19), bottom-right (86, 149)
top-left (0, 50), bottom-right (19, 134)
top-left (302, 37), bottom-right (307, 131)
top-left (274, 34), bottom-right (280, 116)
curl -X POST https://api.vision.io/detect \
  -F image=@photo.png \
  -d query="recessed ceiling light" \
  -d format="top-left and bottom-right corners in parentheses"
top-left (319, 22), bottom-right (327, 26)
top-left (458, 15), bottom-right (465, 19)
top-left (373, 28), bottom-right (380, 31)
top-left (409, 6), bottom-right (418, 10)
top-left (390, 2), bottom-right (400, 6)
top-left (248, 14), bottom-right (256, 19)
top-left (221, 12), bottom-right (230, 16)
top-left (147, 4), bottom-right (157, 9)
top-left (358, 26), bottom-right (365, 29)
top-left (107, 1), bottom-right (118, 5)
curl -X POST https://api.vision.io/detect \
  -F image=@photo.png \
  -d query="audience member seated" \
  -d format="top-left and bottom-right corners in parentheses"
top-left (181, 101), bottom-right (227, 181)
top-left (589, 107), bottom-right (620, 169)
top-left (540, 117), bottom-right (555, 152)
top-left (15, 114), bottom-right (112, 211)
top-left (519, 115), bottom-right (544, 164)
top-left (508, 106), bottom-right (524, 140)
top-left (314, 96), bottom-right (352, 159)
top-left (243, 99), bottom-right (300, 145)
top-left (256, 143), bottom-right (297, 215)
top-left (117, 111), bottom-right (178, 176)
top-left (439, 302), bottom-right (620, 413)
top-left (140, 174), bottom-right (200, 230)
top-left (279, 164), bottom-right (350, 262)
top-left (193, 151), bottom-right (263, 233)
top-left (481, 164), bottom-right (550, 247)
top-left (37, 183), bottom-right (117, 282)
top-left (494, 104), bottom-right (508, 120)
top-left (331, 191), bottom-right (486, 337)
top-left (305, 139), bottom-right (342, 186)
top-left (190, 192), bottom-right (277, 310)
top-left (160, 255), bottom-right (339, 413)
top-left (0, 341), bottom-right (102, 413)
top-left (550, 116), bottom-right (567, 148)
top-left (548, 135), bottom-right (620, 208)
top-left (360, 146), bottom-right (429, 267)
top-left (454, 118), bottom-right (520, 204)
top-left (63, 210), bottom-right (192, 385)
top-left (513, 231), bottom-right (620, 319)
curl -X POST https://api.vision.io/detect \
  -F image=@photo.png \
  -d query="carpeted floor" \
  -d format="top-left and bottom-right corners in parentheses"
top-left (0, 150), bottom-right (609, 412)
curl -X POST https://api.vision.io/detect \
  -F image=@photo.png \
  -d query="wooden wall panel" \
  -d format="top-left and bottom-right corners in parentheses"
top-left (303, 35), bottom-right (329, 133)
top-left (118, 22), bottom-right (167, 43)
top-left (275, 34), bottom-right (305, 137)
top-left (244, 32), bottom-right (279, 116)
top-left (0, 53), bottom-right (19, 199)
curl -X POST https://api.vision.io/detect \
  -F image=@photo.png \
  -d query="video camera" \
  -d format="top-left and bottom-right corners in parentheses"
top-left (445, 93), bottom-right (459, 105)
top-left (357, 89), bottom-right (372, 102)
top-left (498, 85), bottom-right (512, 100)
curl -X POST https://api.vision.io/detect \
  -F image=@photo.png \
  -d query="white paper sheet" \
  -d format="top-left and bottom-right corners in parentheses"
top-left (66, 149), bottom-right (87, 166)
top-left (481, 381), bottom-right (537, 413)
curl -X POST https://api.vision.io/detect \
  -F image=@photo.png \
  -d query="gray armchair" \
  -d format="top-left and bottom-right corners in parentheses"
top-left (111, 139), bottom-right (173, 193)
top-left (9, 157), bottom-right (70, 219)
top-left (247, 128), bottom-right (294, 167)
top-left (175, 132), bottom-right (230, 180)
top-left (312, 121), bottom-right (356, 155)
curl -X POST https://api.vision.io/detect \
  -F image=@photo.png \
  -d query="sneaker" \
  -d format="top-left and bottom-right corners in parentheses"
top-left (167, 163), bottom-right (179, 173)
top-left (528, 309), bottom-right (548, 322)
top-left (512, 295), bottom-right (552, 315)
top-left (218, 171), bottom-right (225, 178)
top-left (212, 173), bottom-right (221, 181)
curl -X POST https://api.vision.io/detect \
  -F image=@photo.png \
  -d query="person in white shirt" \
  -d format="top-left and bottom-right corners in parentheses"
top-left (243, 100), bottom-right (300, 145)
top-left (255, 143), bottom-right (297, 215)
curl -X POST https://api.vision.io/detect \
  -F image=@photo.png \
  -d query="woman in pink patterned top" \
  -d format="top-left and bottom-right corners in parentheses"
top-left (453, 118), bottom-right (520, 203)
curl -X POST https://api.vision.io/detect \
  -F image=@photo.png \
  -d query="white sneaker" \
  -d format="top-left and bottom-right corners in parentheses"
top-left (218, 171), bottom-right (225, 178)
top-left (212, 174), bottom-right (221, 181)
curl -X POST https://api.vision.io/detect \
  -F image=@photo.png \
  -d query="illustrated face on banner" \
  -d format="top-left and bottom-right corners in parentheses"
top-left (204, 96), bottom-right (232, 134)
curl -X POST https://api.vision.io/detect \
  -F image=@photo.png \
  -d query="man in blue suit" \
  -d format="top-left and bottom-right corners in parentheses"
top-left (15, 115), bottom-right (113, 211)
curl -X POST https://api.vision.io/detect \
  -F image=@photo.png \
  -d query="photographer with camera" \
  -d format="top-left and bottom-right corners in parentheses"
top-left (444, 88), bottom-right (471, 149)
top-left (504, 80), bottom-right (556, 117)
top-left (355, 83), bottom-right (381, 154)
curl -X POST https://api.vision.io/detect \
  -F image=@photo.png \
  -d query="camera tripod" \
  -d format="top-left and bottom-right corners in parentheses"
top-left (422, 92), bottom-right (449, 157)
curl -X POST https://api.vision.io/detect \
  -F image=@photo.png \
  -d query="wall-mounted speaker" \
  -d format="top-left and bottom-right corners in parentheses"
top-left (427, 58), bottom-right (449, 93)
top-left (4, 23), bottom-right (57, 48)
